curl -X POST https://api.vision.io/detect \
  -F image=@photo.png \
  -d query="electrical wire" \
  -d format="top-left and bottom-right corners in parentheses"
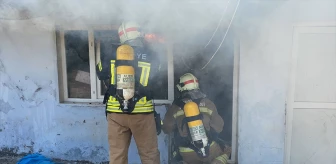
top-left (181, 0), bottom-right (235, 71)
top-left (200, 0), bottom-right (240, 70)
top-left (203, 0), bottom-right (231, 48)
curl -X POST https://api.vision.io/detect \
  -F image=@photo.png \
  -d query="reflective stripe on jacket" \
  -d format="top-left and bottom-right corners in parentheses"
top-left (106, 60), bottom-right (153, 113)
top-left (96, 43), bottom-right (160, 114)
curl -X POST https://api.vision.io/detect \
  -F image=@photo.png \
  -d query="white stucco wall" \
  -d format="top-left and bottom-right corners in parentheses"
top-left (2, 1), bottom-right (336, 163)
top-left (237, 0), bottom-right (336, 164)
top-left (0, 20), bottom-right (168, 163)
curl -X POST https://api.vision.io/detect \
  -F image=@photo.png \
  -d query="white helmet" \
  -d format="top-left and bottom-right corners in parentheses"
top-left (118, 21), bottom-right (143, 44)
top-left (176, 73), bottom-right (199, 92)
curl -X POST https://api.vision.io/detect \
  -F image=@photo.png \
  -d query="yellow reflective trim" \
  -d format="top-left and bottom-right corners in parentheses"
top-left (110, 60), bottom-right (115, 85)
top-left (108, 95), bottom-right (117, 102)
top-left (136, 103), bottom-right (153, 107)
top-left (107, 98), bottom-right (152, 106)
top-left (98, 61), bottom-right (102, 71)
top-left (107, 102), bottom-right (119, 105)
top-left (107, 60), bottom-right (151, 105)
top-left (200, 107), bottom-right (213, 115)
top-left (147, 100), bottom-right (153, 104)
top-left (140, 67), bottom-right (146, 85)
top-left (137, 99), bottom-right (153, 106)
top-left (138, 97), bottom-right (148, 104)
top-left (173, 110), bottom-right (184, 118)
top-left (179, 141), bottom-right (215, 153)
top-left (173, 107), bottom-right (213, 118)
top-left (144, 67), bottom-right (150, 86)
top-left (138, 61), bottom-right (151, 87)
top-left (215, 154), bottom-right (229, 164)
top-left (106, 106), bottom-right (154, 113)
top-left (139, 66), bottom-right (150, 86)
top-left (138, 61), bottom-right (151, 67)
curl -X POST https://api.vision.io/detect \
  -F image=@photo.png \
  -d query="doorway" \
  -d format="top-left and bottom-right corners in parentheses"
top-left (171, 29), bottom-right (239, 163)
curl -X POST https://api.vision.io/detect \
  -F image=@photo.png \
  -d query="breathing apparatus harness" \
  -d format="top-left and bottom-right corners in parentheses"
top-left (101, 41), bottom-right (161, 135)
top-left (102, 41), bottom-right (152, 114)
top-left (173, 90), bottom-right (212, 158)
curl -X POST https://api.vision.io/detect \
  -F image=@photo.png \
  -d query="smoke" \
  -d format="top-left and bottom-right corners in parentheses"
top-left (0, 0), bottom-right (239, 154)
top-left (0, 0), bottom-right (238, 92)
top-left (0, 0), bottom-right (240, 84)
top-left (0, 0), bottom-right (241, 75)
top-left (0, 0), bottom-right (231, 39)
top-left (0, 0), bottom-right (239, 93)
top-left (0, 0), bottom-right (240, 70)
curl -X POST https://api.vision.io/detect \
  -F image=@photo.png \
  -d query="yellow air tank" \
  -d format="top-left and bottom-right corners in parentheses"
top-left (183, 101), bottom-right (209, 157)
top-left (116, 45), bottom-right (135, 110)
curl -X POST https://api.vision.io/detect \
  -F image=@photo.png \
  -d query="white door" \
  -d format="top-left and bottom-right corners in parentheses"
top-left (285, 26), bottom-right (336, 164)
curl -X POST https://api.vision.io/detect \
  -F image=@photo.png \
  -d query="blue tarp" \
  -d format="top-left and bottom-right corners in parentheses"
top-left (17, 153), bottom-right (55, 164)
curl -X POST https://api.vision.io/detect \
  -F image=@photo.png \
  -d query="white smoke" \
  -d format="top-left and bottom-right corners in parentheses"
top-left (0, 0), bottom-right (240, 72)
top-left (0, 0), bottom-right (231, 37)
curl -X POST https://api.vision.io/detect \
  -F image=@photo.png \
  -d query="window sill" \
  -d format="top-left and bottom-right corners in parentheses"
top-left (58, 101), bottom-right (105, 107)
top-left (57, 100), bottom-right (173, 107)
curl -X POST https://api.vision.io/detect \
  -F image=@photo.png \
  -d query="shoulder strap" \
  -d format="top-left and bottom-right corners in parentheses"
top-left (114, 60), bottom-right (136, 67)
top-left (176, 97), bottom-right (215, 158)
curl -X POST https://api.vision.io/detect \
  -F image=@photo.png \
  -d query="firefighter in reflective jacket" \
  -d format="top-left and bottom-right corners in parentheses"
top-left (162, 73), bottom-right (231, 164)
top-left (96, 21), bottom-right (160, 164)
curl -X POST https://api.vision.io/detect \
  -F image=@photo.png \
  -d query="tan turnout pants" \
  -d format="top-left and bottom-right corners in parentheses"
top-left (107, 113), bottom-right (160, 164)
top-left (180, 142), bottom-right (229, 164)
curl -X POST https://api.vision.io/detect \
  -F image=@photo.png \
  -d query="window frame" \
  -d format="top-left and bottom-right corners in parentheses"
top-left (55, 25), bottom-right (174, 105)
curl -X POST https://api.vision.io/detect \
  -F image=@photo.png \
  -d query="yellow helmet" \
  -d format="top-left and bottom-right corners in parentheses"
top-left (176, 73), bottom-right (199, 92)
top-left (118, 21), bottom-right (143, 44)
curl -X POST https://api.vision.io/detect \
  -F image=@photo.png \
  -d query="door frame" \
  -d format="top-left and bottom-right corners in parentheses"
top-left (167, 32), bottom-right (240, 164)
top-left (230, 35), bottom-right (240, 164)
top-left (284, 22), bottom-right (336, 164)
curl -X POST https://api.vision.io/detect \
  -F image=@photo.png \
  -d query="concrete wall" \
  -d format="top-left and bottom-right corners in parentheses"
top-left (237, 0), bottom-right (336, 164)
top-left (0, 20), bottom-right (168, 164)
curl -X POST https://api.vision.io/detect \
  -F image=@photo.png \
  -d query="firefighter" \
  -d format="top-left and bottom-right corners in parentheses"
top-left (96, 21), bottom-right (161, 164)
top-left (162, 73), bottom-right (231, 164)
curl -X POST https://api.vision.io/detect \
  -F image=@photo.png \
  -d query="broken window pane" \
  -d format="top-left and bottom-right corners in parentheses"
top-left (64, 30), bottom-right (91, 99)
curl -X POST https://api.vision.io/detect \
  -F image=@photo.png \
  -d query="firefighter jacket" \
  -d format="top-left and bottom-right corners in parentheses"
top-left (162, 96), bottom-right (224, 152)
top-left (96, 42), bottom-right (160, 114)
